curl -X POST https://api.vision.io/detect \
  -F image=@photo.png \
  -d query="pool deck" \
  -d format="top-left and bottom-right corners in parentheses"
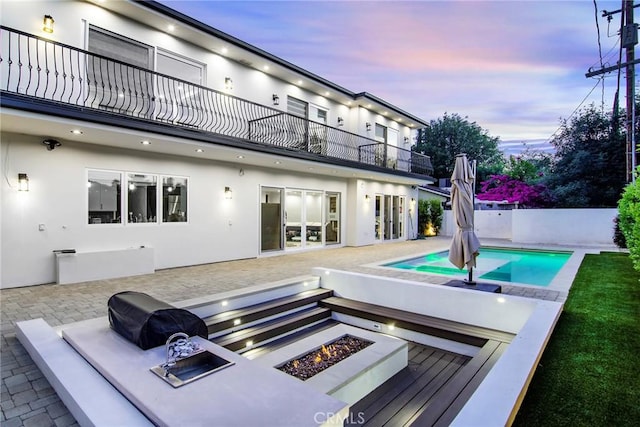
top-left (0, 237), bottom-right (618, 426)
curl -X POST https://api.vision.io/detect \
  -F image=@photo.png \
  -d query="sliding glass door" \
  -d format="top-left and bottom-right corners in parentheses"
top-left (325, 192), bottom-right (340, 245)
top-left (260, 187), bottom-right (283, 252)
top-left (262, 186), bottom-right (339, 252)
top-left (376, 194), bottom-right (405, 242)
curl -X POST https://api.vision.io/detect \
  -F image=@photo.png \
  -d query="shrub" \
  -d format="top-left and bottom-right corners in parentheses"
top-left (477, 174), bottom-right (554, 208)
top-left (417, 199), bottom-right (430, 236)
top-left (618, 172), bottom-right (640, 271)
top-left (417, 199), bottom-right (443, 237)
top-left (613, 216), bottom-right (627, 248)
top-left (428, 199), bottom-right (443, 235)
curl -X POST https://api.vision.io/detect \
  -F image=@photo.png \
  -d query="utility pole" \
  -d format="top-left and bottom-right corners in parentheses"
top-left (624, 0), bottom-right (637, 182)
top-left (587, 1), bottom-right (638, 182)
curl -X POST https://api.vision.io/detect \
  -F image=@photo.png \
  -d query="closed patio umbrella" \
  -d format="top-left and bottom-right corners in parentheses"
top-left (448, 153), bottom-right (480, 283)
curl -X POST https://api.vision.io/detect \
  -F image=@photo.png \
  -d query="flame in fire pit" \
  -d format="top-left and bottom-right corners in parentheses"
top-left (277, 335), bottom-right (373, 381)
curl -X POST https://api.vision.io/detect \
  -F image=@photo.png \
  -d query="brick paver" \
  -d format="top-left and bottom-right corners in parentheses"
top-left (0, 238), bottom-right (571, 426)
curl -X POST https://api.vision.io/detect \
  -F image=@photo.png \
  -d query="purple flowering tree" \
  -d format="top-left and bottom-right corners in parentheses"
top-left (476, 174), bottom-right (553, 208)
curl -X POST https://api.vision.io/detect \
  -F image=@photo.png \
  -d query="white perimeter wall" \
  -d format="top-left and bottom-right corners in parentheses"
top-left (442, 208), bottom-right (618, 246)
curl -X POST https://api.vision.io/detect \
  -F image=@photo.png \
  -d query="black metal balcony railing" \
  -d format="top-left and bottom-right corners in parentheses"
top-left (0, 26), bottom-right (433, 176)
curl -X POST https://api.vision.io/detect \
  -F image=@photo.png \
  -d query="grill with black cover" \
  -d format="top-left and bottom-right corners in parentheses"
top-left (108, 291), bottom-right (207, 350)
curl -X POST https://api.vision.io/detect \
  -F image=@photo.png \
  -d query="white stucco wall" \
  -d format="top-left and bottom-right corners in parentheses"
top-left (1, 133), bottom-right (354, 288)
top-left (442, 208), bottom-right (617, 246)
top-left (346, 180), bottom-right (416, 246)
top-left (512, 208), bottom-right (617, 245)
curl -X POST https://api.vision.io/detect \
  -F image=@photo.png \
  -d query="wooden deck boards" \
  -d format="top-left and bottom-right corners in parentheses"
top-left (346, 340), bottom-right (505, 427)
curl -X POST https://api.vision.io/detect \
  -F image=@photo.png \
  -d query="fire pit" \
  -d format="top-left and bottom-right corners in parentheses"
top-left (253, 324), bottom-right (408, 405)
top-left (277, 335), bottom-right (372, 381)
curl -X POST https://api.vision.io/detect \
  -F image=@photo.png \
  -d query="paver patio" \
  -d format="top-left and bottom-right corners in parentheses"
top-left (1, 237), bottom-right (578, 426)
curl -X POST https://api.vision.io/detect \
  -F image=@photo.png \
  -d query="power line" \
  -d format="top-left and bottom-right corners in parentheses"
top-left (544, 78), bottom-right (604, 145)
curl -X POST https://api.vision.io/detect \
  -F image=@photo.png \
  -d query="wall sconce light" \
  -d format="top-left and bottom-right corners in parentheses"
top-left (365, 194), bottom-right (370, 201)
top-left (272, 94), bottom-right (280, 105)
top-left (18, 173), bottom-right (29, 191)
top-left (404, 136), bottom-right (410, 143)
top-left (43, 15), bottom-right (54, 34)
top-left (224, 186), bottom-right (233, 199)
top-left (365, 122), bottom-right (372, 131)
top-left (224, 77), bottom-right (233, 90)
top-left (337, 117), bottom-right (344, 127)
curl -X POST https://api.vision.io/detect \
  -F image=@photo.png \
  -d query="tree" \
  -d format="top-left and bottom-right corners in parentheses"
top-left (414, 113), bottom-right (505, 183)
top-left (544, 104), bottom-right (626, 207)
top-left (504, 148), bottom-right (552, 183)
top-left (477, 174), bottom-right (553, 208)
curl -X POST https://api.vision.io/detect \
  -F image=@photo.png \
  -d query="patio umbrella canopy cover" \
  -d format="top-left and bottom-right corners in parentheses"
top-left (448, 153), bottom-right (481, 282)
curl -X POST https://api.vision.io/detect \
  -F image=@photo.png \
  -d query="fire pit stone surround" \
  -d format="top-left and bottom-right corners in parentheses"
top-left (251, 324), bottom-right (408, 405)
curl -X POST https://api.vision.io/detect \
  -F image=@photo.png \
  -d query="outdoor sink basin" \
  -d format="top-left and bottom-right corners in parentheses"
top-left (150, 350), bottom-right (235, 388)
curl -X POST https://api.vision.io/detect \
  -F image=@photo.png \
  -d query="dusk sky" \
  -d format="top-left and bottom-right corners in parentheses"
top-left (161, 0), bottom-right (626, 155)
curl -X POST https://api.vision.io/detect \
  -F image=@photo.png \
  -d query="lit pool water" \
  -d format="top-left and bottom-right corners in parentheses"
top-left (384, 247), bottom-right (572, 286)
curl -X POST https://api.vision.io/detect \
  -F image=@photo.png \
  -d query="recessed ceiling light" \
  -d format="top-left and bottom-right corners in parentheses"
top-left (70, 129), bottom-right (83, 135)
top-left (383, 111), bottom-right (388, 115)
top-left (141, 140), bottom-right (151, 145)
top-left (237, 155), bottom-right (244, 159)
top-left (366, 104), bottom-right (372, 108)
top-left (324, 91), bottom-right (330, 96)
top-left (221, 47), bottom-right (228, 54)
top-left (195, 148), bottom-right (204, 153)
top-left (308, 167), bottom-right (314, 170)
top-left (167, 24), bottom-right (175, 32)
top-left (274, 161), bottom-right (281, 165)
top-left (263, 65), bottom-right (269, 71)
top-left (297, 80), bottom-right (303, 85)
top-left (347, 101), bottom-right (352, 106)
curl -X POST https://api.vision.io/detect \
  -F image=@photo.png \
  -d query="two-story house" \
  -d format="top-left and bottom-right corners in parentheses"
top-left (0, 0), bottom-right (434, 288)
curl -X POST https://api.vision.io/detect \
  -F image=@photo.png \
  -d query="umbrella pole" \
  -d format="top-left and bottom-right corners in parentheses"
top-left (468, 267), bottom-right (473, 284)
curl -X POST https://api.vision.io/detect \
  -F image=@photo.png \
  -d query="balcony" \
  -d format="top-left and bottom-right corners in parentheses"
top-left (0, 26), bottom-right (433, 177)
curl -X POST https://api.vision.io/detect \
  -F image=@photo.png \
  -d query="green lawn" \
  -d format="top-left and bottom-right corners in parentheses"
top-left (514, 252), bottom-right (640, 426)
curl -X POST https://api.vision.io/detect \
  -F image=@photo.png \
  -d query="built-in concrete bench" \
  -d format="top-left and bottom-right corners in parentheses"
top-left (55, 246), bottom-right (154, 284)
top-left (320, 296), bottom-right (515, 347)
top-left (15, 319), bottom-right (152, 426)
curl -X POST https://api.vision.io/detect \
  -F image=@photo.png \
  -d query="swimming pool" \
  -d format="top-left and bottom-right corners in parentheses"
top-left (384, 247), bottom-right (573, 286)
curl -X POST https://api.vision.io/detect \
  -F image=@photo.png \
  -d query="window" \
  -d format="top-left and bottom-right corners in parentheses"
top-left (156, 50), bottom-right (206, 126)
top-left (87, 26), bottom-right (153, 115)
top-left (287, 96), bottom-right (308, 117)
top-left (375, 123), bottom-right (387, 142)
top-left (162, 176), bottom-right (188, 222)
top-left (127, 173), bottom-right (157, 223)
top-left (88, 170), bottom-right (122, 224)
top-left (156, 50), bottom-right (204, 85)
top-left (87, 169), bottom-right (188, 225)
top-left (88, 27), bottom-right (152, 68)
